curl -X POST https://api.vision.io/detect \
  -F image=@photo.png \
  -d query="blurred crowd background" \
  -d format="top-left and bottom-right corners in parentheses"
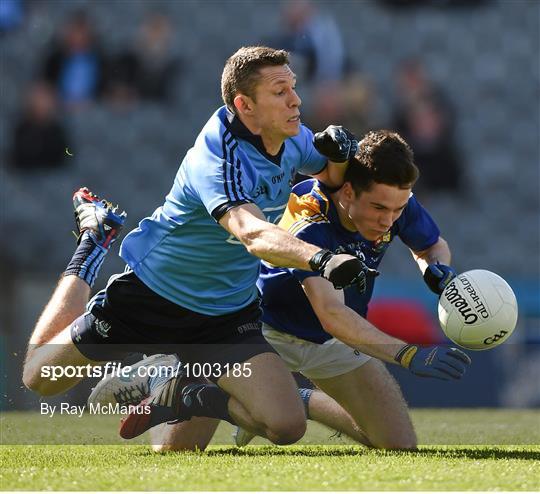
top-left (1, 0), bottom-right (539, 411)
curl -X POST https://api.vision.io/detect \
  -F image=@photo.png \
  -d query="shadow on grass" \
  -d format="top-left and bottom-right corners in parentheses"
top-left (134, 446), bottom-right (367, 458)
top-left (416, 447), bottom-right (540, 461)
top-left (135, 445), bottom-right (540, 461)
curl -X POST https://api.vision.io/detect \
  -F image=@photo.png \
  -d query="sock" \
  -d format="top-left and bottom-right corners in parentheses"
top-left (299, 387), bottom-right (313, 419)
top-left (64, 231), bottom-right (107, 288)
top-left (147, 380), bottom-right (236, 428)
top-left (148, 405), bottom-right (177, 428)
top-left (179, 383), bottom-right (236, 425)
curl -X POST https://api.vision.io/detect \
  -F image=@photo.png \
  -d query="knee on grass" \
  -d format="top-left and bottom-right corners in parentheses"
top-left (265, 416), bottom-right (307, 445)
top-left (369, 431), bottom-right (417, 450)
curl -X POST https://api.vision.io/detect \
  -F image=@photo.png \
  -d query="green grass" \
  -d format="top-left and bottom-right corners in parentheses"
top-left (1, 410), bottom-right (539, 491)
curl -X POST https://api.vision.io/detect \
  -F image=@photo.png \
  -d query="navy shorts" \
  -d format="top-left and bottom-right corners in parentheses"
top-left (71, 270), bottom-right (276, 374)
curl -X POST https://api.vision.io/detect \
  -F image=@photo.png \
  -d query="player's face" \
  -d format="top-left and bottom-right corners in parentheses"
top-left (250, 65), bottom-right (301, 144)
top-left (339, 183), bottom-right (411, 241)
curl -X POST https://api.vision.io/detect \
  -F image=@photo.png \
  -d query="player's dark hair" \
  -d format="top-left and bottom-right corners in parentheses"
top-left (345, 130), bottom-right (419, 195)
top-left (221, 46), bottom-right (290, 114)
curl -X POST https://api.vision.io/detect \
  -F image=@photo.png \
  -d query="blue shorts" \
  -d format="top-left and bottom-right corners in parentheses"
top-left (71, 270), bottom-right (276, 372)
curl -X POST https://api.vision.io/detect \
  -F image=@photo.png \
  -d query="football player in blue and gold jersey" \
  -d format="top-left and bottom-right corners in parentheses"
top-left (247, 129), bottom-right (470, 448)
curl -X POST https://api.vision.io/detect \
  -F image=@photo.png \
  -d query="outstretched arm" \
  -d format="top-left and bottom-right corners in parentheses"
top-left (219, 203), bottom-right (319, 270)
top-left (219, 203), bottom-right (366, 289)
top-left (302, 276), bottom-right (404, 363)
top-left (302, 275), bottom-right (471, 380)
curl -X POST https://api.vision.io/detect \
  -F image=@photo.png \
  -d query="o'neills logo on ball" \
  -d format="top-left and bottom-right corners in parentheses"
top-left (458, 275), bottom-right (491, 320)
top-left (443, 276), bottom-right (490, 325)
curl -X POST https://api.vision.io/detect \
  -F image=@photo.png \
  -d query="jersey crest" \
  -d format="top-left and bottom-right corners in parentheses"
top-left (373, 231), bottom-right (393, 253)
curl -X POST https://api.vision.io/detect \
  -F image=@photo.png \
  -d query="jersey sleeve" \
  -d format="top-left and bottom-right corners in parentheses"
top-left (396, 195), bottom-right (441, 251)
top-left (187, 135), bottom-right (254, 222)
top-left (296, 125), bottom-right (328, 176)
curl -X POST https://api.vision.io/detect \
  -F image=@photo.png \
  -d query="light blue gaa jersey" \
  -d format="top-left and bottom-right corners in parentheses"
top-left (258, 179), bottom-right (440, 343)
top-left (120, 106), bottom-right (327, 316)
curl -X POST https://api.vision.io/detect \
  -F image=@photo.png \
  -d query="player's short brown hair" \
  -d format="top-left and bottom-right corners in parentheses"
top-left (221, 46), bottom-right (289, 114)
top-left (345, 130), bottom-right (419, 195)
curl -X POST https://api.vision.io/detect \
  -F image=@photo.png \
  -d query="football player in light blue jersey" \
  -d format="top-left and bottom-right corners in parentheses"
top-left (23, 46), bottom-right (372, 447)
top-left (120, 104), bottom-right (327, 315)
top-left (88, 130), bottom-right (471, 452)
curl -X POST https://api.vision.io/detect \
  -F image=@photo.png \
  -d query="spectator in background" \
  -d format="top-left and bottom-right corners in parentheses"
top-left (10, 81), bottom-right (68, 171)
top-left (267, 0), bottom-right (354, 185)
top-left (294, 66), bottom-right (379, 186)
top-left (41, 10), bottom-right (107, 109)
top-left (106, 12), bottom-right (180, 106)
top-left (268, 0), bottom-right (346, 85)
top-left (307, 68), bottom-right (378, 141)
top-left (0, 0), bottom-right (23, 33)
top-left (391, 59), bottom-right (463, 199)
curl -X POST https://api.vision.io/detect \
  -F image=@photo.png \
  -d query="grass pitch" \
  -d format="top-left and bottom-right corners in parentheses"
top-left (1, 409), bottom-right (539, 491)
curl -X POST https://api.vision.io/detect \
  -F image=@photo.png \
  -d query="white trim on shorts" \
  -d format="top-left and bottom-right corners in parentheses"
top-left (262, 323), bottom-right (371, 380)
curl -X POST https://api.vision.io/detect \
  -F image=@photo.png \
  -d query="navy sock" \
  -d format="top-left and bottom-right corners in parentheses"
top-left (64, 232), bottom-right (107, 288)
top-left (148, 405), bottom-right (177, 428)
top-left (299, 387), bottom-right (313, 419)
top-left (148, 383), bottom-right (236, 427)
top-left (179, 383), bottom-right (236, 425)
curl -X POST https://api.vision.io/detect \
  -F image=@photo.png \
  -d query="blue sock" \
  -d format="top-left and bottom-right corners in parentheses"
top-left (147, 379), bottom-right (235, 427)
top-left (299, 388), bottom-right (313, 419)
top-left (180, 383), bottom-right (236, 425)
top-left (64, 232), bottom-right (107, 288)
top-left (149, 380), bottom-right (310, 427)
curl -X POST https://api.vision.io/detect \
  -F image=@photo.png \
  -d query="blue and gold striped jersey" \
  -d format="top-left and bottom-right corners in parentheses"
top-left (120, 106), bottom-right (326, 316)
top-left (257, 179), bottom-right (440, 343)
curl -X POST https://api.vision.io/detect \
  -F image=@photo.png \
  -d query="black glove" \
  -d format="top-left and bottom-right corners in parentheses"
top-left (313, 125), bottom-right (359, 162)
top-left (395, 344), bottom-right (471, 381)
top-left (309, 249), bottom-right (379, 291)
top-left (423, 263), bottom-right (457, 295)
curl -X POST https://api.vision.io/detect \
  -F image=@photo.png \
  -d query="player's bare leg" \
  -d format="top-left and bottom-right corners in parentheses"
top-left (144, 379), bottom-right (371, 450)
top-left (28, 275), bottom-right (91, 348)
top-left (307, 389), bottom-right (372, 446)
top-left (233, 386), bottom-right (374, 447)
top-left (312, 359), bottom-right (417, 449)
top-left (217, 353), bottom-right (307, 445)
top-left (88, 354), bottom-right (220, 452)
top-left (23, 324), bottom-right (101, 395)
top-left (93, 353), bottom-right (367, 449)
top-left (120, 352), bottom-right (307, 446)
top-left (23, 188), bottom-right (126, 396)
top-left (92, 353), bottom-right (301, 450)
top-left (142, 381), bottom-right (372, 450)
top-left (150, 418), bottom-right (220, 453)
